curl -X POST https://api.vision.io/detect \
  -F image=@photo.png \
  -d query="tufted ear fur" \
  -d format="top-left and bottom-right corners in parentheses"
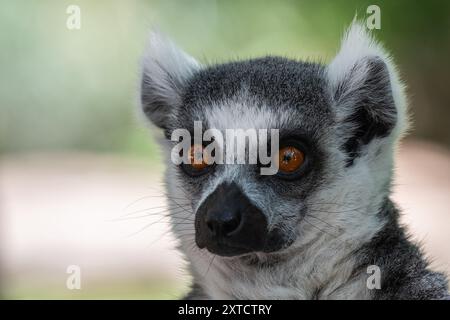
top-left (327, 22), bottom-right (409, 166)
top-left (140, 31), bottom-right (201, 129)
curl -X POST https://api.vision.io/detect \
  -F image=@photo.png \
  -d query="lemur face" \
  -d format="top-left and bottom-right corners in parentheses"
top-left (163, 58), bottom-right (333, 256)
top-left (140, 23), bottom-right (408, 258)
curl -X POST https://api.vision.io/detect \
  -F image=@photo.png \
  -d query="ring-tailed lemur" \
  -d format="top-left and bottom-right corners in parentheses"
top-left (139, 22), bottom-right (449, 299)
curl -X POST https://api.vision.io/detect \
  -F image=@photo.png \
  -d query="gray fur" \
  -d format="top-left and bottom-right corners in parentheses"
top-left (139, 22), bottom-right (449, 300)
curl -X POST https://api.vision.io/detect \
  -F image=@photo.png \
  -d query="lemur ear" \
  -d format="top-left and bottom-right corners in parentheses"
top-left (327, 22), bottom-right (409, 165)
top-left (140, 31), bottom-right (201, 129)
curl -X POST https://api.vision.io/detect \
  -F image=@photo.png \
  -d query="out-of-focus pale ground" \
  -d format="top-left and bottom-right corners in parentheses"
top-left (0, 140), bottom-right (449, 299)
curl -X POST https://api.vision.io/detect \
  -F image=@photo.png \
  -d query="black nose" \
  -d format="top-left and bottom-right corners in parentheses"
top-left (205, 209), bottom-right (242, 236)
top-left (195, 182), bottom-right (271, 256)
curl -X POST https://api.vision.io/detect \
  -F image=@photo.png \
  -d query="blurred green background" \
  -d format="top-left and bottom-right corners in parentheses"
top-left (1, 0), bottom-right (449, 156)
top-left (1, 0), bottom-right (449, 300)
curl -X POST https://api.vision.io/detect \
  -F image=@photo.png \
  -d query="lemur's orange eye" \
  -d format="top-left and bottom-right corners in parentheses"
top-left (278, 146), bottom-right (305, 173)
top-left (189, 144), bottom-right (209, 170)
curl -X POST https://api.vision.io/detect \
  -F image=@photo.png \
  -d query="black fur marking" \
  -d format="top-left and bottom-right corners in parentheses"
top-left (183, 282), bottom-right (207, 300)
top-left (141, 73), bottom-right (172, 130)
top-left (337, 58), bottom-right (397, 166)
top-left (173, 56), bottom-right (331, 133)
top-left (355, 199), bottom-right (449, 299)
top-left (184, 57), bottom-right (326, 106)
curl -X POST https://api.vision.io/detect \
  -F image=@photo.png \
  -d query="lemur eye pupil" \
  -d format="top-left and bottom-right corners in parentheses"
top-left (278, 146), bottom-right (305, 173)
top-left (189, 144), bottom-right (209, 170)
top-left (283, 153), bottom-right (293, 161)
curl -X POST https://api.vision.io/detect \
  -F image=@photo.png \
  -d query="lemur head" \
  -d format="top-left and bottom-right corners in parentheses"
top-left (140, 22), bottom-right (408, 259)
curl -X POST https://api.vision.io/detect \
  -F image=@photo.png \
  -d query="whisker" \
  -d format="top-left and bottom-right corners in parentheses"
top-left (110, 207), bottom-right (188, 222)
top-left (126, 211), bottom-right (190, 238)
top-left (303, 217), bottom-right (340, 239)
top-left (120, 203), bottom-right (191, 217)
top-left (304, 214), bottom-right (341, 231)
top-left (307, 202), bottom-right (367, 215)
top-left (309, 201), bottom-right (364, 208)
top-left (204, 255), bottom-right (216, 278)
top-left (171, 222), bottom-right (195, 226)
top-left (124, 193), bottom-right (190, 210)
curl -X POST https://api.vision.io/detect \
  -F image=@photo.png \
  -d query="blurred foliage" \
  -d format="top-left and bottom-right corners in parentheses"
top-left (5, 275), bottom-right (186, 299)
top-left (0, 0), bottom-right (449, 156)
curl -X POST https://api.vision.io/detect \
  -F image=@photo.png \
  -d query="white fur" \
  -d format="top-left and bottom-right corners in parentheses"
top-left (141, 31), bottom-right (201, 107)
top-left (327, 21), bottom-right (410, 143)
